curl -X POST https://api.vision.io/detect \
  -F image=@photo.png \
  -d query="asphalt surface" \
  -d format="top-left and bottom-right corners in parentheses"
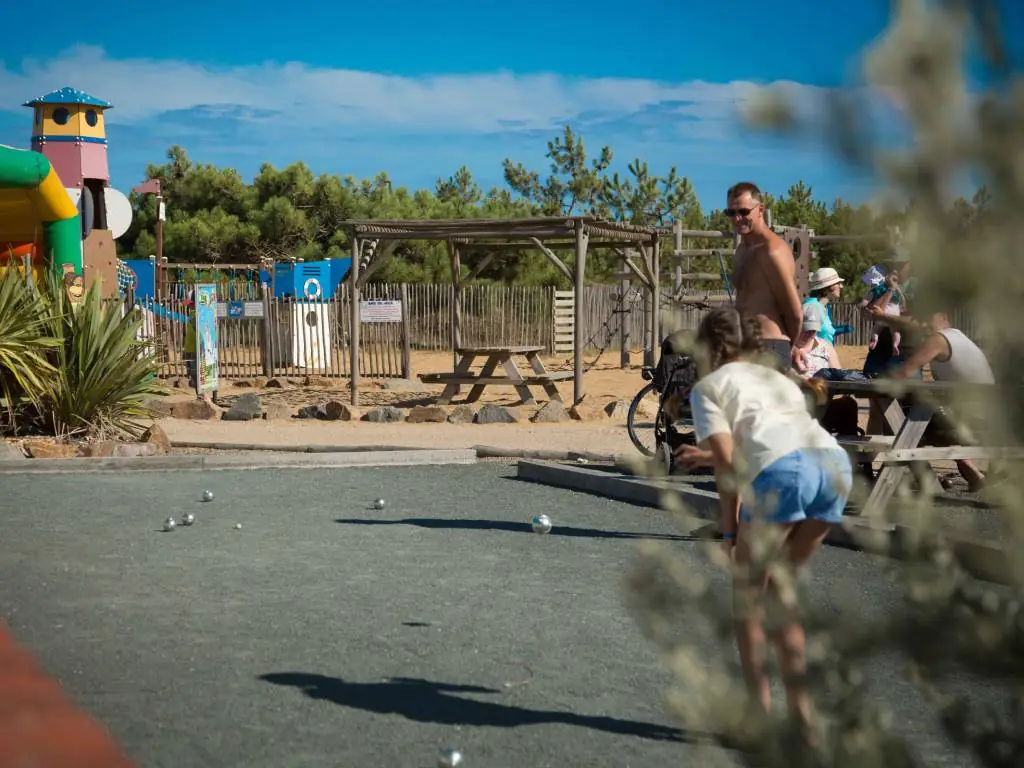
top-left (0, 463), bottom-right (1002, 767)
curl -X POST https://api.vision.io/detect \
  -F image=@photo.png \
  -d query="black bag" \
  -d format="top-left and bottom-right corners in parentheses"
top-left (653, 332), bottom-right (699, 422)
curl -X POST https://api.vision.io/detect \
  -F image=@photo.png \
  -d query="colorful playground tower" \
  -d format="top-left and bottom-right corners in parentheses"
top-left (0, 86), bottom-right (132, 296)
top-left (25, 87), bottom-right (132, 297)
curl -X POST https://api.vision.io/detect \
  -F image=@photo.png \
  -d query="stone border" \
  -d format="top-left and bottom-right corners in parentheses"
top-left (0, 449), bottom-right (477, 474)
top-left (515, 459), bottom-right (1013, 586)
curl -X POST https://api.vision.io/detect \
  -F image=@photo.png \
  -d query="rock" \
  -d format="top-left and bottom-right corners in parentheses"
top-left (568, 395), bottom-right (608, 422)
top-left (531, 401), bottom-right (570, 423)
top-left (141, 424), bottom-right (171, 453)
top-left (142, 397), bottom-right (173, 417)
top-left (24, 440), bottom-right (79, 459)
top-left (297, 404), bottom-right (328, 420)
top-left (111, 443), bottom-right (160, 458)
top-left (172, 377), bottom-right (190, 390)
top-left (263, 404), bottom-right (293, 421)
top-left (362, 406), bottom-right (406, 423)
top-left (446, 405), bottom-right (475, 424)
top-left (77, 442), bottom-right (115, 457)
top-left (264, 377), bottom-right (289, 389)
top-left (407, 405), bottom-right (447, 423)
top-left (604, 399), bottom-right (631, 421)
top-left (475, 404), bottom-right (519, 424)
top-left (0, 443), bottom-right (26, 460)
top-left (324, 401), bottom-right (359, 421)
top-left (383, 379), bottom-right (426, 392)
top-left (303, 375), bottom-right (334, 388)
top-left (170, 399), bottom-right (223, 420)
top-left (222, 393), bottom-right (264, 421)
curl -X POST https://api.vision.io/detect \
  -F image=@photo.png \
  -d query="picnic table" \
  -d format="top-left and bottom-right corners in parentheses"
top-left (418, 345), bottom-right (574, 406)
top-left (825, 378), bottom-right (1023, 517)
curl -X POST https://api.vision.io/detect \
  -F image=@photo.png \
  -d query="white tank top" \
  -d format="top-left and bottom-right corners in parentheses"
top-left (929, 329), bottom-right (994, 384)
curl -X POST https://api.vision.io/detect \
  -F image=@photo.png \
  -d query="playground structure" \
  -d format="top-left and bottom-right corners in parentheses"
top-left (0, 87), bottom-right (134, 297)
top-left (0, 145), bottom-right (82, 286)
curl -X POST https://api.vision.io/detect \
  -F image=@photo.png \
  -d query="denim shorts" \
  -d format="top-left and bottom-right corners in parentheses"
top-left (741, 448), bottom-right (853, 525)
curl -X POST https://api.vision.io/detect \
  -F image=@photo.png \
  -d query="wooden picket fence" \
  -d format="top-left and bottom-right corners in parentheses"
top-left (119, 281), bottom-right (981, 381)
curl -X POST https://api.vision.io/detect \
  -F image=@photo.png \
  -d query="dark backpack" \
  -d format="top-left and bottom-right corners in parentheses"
top-left (653, 332), bottom-right (699, 415)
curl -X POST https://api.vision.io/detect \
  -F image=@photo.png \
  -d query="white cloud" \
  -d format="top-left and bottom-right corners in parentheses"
top-left (0, 44), bottom-right (848, 137)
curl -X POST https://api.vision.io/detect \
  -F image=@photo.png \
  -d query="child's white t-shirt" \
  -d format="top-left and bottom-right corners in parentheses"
top-left (689, 361), bottom-right (841, 480)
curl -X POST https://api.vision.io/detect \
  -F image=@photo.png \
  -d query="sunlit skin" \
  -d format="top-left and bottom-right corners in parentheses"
top-left (728, 191), bottom-right (803, 346)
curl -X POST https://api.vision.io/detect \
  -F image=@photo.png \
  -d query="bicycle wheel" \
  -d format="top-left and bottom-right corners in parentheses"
top-left (627, 381), bottom-right (661, 457)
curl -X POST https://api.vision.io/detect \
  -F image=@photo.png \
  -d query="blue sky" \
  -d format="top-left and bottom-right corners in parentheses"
top-left (0, 0), bottom-right (1020, 212)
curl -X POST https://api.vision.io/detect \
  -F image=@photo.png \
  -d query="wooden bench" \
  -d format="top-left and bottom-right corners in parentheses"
top-left (420, 372), bottom-right (574, 385)
top-left (419, 346), bottom-right (573, 405)
top-left (826, 379), bottom-right (1021, 515)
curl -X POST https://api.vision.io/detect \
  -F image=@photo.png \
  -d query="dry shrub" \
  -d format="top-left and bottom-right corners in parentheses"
top-left (627, 2), bottom-right (1024, 765)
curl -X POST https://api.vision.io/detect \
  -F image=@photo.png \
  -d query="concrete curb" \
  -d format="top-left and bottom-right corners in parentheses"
top-left (0, 449), bottom-right (477, 474)
top-left (515, 459), bottom-right (1014, 586)
top-left (169, 440), bottom-right (628, 464)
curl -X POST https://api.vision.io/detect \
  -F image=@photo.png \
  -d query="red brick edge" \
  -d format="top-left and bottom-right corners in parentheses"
top-left (0, 622), bottom-right (135, 767)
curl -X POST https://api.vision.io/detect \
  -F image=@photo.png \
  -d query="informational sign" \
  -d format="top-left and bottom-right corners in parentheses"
top-left (195, 284), bottom-right (219, 394)
top-left (360, 299), bottom-right (402, 323)
top-left (215, 301), bottom-right (265, 318)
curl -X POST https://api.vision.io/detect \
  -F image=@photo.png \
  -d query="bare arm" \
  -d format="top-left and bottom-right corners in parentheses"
top-left (705, 433), bottom-right (740, 536)
top-left (826, 341), bottom-right (841, 369)
top-left (764, 242), bottom-right (803, 341)
top-left (892, 332), bottom-right (946, 379)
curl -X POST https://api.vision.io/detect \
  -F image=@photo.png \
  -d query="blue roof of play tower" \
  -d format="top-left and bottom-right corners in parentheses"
top-left (22, 87), bottom-right (113, 109)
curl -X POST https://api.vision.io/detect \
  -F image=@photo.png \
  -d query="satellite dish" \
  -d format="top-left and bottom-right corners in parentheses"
top-left (104, 188), bottom-right (133, 239)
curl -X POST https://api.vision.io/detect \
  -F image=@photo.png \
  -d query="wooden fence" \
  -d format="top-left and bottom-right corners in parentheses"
top-left (126, 282), bottom-right (981, 380)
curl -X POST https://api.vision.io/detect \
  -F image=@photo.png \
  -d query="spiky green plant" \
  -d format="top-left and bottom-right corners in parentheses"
top-left (0, 266), bottom-right (59, 430)
top-left (34, 271), bottom-right (163, 439)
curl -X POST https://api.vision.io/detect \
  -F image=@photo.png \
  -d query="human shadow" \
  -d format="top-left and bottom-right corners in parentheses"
top-left (335, 517), bottom-right (699, 541)
top-left (259, 673), bottom-right (695, 743)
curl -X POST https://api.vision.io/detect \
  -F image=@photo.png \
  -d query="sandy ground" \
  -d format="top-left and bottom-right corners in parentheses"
top-left (158, 347), bottom-right (871, 455)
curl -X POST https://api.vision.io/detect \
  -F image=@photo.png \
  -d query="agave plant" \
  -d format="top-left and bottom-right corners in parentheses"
top-left (35, 270), bottom-right (163, 439)
top-left (0, 266), bottom-right (59, 431)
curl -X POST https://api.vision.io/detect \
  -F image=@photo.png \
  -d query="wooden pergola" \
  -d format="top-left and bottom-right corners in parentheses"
top-left (340, 217), bottom-right (663, 407)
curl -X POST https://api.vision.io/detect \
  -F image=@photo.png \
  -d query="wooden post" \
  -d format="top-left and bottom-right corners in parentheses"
top-left (573, 225), bottom-right (589, 405)
top-left (642, 290), bottom-right (652, 366)
top-left (261, 283), bottom-right (272, 379)
top-left (155, 195), bottom-right (165, 262)
top-left (650, 237), bottom-right (661, 362)
top-left (349, 237), bottom-right (362, 406)
top-left (619, 273), bottom-right (631, 368)
top-left (400, 282), bottom-right (411, 380)
top-left (447, 241), bottom-right (462, 368)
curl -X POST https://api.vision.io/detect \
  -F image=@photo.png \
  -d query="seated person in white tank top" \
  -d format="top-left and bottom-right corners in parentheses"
top-left (890, 309), bottom-right (994, 492)
top-left (792, 306), bottom-right (840, 379)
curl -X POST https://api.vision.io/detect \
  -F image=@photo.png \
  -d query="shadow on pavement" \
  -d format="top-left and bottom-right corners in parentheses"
top-left (259, 673), bottom-right (700, 743)
top-left (335, 517), bottom-right (701, 541)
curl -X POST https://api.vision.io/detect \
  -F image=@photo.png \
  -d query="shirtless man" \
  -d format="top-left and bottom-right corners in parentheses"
top-left (726, 182), bottom-right (803, 371)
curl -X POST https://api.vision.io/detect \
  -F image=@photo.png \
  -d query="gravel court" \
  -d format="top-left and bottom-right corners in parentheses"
top-left (0, 463), bottom-right (991, 767)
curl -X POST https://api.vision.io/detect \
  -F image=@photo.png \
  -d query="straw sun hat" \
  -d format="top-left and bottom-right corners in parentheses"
top-left (809, 267), bottom-right (844, 292)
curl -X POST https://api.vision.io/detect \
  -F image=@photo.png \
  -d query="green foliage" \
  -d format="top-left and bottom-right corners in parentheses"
top-left (0, 267), bottom-right (59, 426)
top-left (0, 270), bottom-right (162, 438)
top-left (125, 125), bottom-right (991, 295)
top-left (34, 273), bottom-right (163, 439)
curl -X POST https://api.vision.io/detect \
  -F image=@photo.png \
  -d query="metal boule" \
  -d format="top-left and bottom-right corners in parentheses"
top-left (438, 748), bottom-right (463, 767)
top-left (531, 515), bottom-right (552, 534)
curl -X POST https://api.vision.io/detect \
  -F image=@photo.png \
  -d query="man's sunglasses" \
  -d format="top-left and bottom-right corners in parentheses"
top-left (725, 206), bottom-right (759, 217)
